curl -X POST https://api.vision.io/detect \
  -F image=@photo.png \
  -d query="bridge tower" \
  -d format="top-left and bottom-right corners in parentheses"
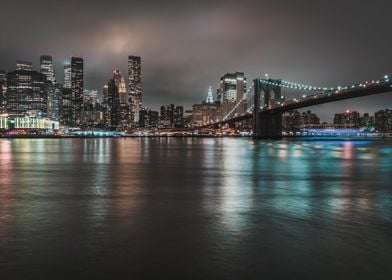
top-left (253, 78), bottom-right (283, 139)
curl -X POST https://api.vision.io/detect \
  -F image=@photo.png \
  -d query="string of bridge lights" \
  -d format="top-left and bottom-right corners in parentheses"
top-left (260, 74), bottom-right (390, 92)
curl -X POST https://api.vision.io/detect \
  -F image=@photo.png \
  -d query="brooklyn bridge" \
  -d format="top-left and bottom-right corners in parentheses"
top-left (199, 74), bottom-right (392, 138)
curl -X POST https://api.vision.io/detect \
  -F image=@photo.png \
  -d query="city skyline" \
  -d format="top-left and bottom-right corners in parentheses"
top-left (0, 0), bottom-right (391, 121)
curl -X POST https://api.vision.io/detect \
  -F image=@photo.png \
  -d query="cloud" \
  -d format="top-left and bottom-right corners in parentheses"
top-left (0, 0), bottom-right (391, 120)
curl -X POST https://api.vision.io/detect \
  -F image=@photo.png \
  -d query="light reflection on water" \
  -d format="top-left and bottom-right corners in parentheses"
top-left (0, 138), bottom-right (391, 279)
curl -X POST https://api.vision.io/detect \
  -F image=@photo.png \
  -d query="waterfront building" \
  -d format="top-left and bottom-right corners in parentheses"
top-left (128, 56), bottom-right (142, 127)
top-left (6, 66), bottom-right (48, 118)
top-left (0, 115), bottom-right (59, 131)
top-left (334, 110), bottom-right (361, 128)
top-left (139, 108), bottom-right (159, 128)
top-left (160, 104), bottom-right (174, 128)
top-left (301, 110), bottom-right (320, 127)
top-left (282, 110), bottom-right (320, 131)
top-left (375, 109), bottom-right (392, 132)
top-left (282, 111), bottom-right (302, 132)
top-left (192, 102), bottom-right (220, 127)
top-left (359, 113), bottom-right (375, 130)
top-left (173, 106), bottom-right (184, 128)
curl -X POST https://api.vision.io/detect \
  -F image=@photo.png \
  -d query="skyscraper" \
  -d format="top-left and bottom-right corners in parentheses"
top-left (139, 108), bottom-right (159, 128)
top-left (61, 64), bottom-right (73, 126)
top-left (219, 72), bottom-right (247, 118)
top-left (173, 106), bottom-right (184, 128)
top-left (375, 109), bottom-right (392, 132)
top-left (71, 57), bottom-right (83, 126)
top-left (105, 79), bottom-right (120, 129)
top-left (128, 56), bottom-right (142, 127)
top-left (6, 66), bottom-right (48, 117)
top-left (40, 55), bottom-right (57, 120)
top-left (50, 83), bottom-right (62, 121)
top-left (113, 69), bottom-right (129, 129)
top-left (334, 110), bottom-right (360, 128)
top-left (160, 104), bottom-right (174, 128)
top-left (40, 55), bottom-right (55, 83)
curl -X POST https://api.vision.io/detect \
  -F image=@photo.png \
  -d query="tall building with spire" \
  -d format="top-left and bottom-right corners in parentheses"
top-left (128, 56), bottom-right (142, 127)
top-left (206, 86), bottom-right (214, 104)
top-left (113, 69), bottom-right (128, 129)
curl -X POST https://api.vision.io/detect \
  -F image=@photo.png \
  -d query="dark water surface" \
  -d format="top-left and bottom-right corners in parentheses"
top-left (0, 138), bottom-right (392, 279)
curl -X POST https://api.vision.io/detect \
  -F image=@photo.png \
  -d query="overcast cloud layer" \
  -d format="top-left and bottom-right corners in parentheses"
top-left (1, 0), bottom-right (391, 121)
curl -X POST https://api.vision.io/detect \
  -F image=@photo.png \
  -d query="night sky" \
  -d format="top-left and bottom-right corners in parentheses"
top-left (1, 0), bottom-right (391, 121)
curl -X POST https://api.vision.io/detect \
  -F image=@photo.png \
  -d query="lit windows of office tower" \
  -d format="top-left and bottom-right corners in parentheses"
top-left (40, 55), bottom-right (55, 83)
top-left (51, 83), bottom-right (62, 121)
top-left (40, 55), bottom-right (58, 120)
top-left (61, 64), bottom-right (73, 126)
top-left (128, 56), bottom-right (142, 127)
top-left (6, 61), bottom-right (48, 117)
top-left (105, 78), bottom-right (120, 129)
top-left (16, 61), bottom-right (33, 71)
top-left (64, 64), bottom-right (71, 88)
top-left (71, 57), bottom-right (83, 126)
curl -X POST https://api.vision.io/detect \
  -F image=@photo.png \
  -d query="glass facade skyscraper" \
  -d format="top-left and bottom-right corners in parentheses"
top-left (6, 68), bottom-right (48, 117)
top-left (128, 56), bottom-right (142, 127)
top-left (40, 55), bottom-right (58, 120)
top-left (61, 64), bottom-right (73, 126)
top-left (219, 72), bottom-right (247, 118)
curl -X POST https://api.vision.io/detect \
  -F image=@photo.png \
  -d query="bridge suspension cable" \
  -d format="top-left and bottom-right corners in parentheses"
top-left (222, 83), bottom-right (254, 120)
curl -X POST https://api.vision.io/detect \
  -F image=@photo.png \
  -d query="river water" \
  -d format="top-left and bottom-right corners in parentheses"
top-left (0, 138), bottom-right (391, 279)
